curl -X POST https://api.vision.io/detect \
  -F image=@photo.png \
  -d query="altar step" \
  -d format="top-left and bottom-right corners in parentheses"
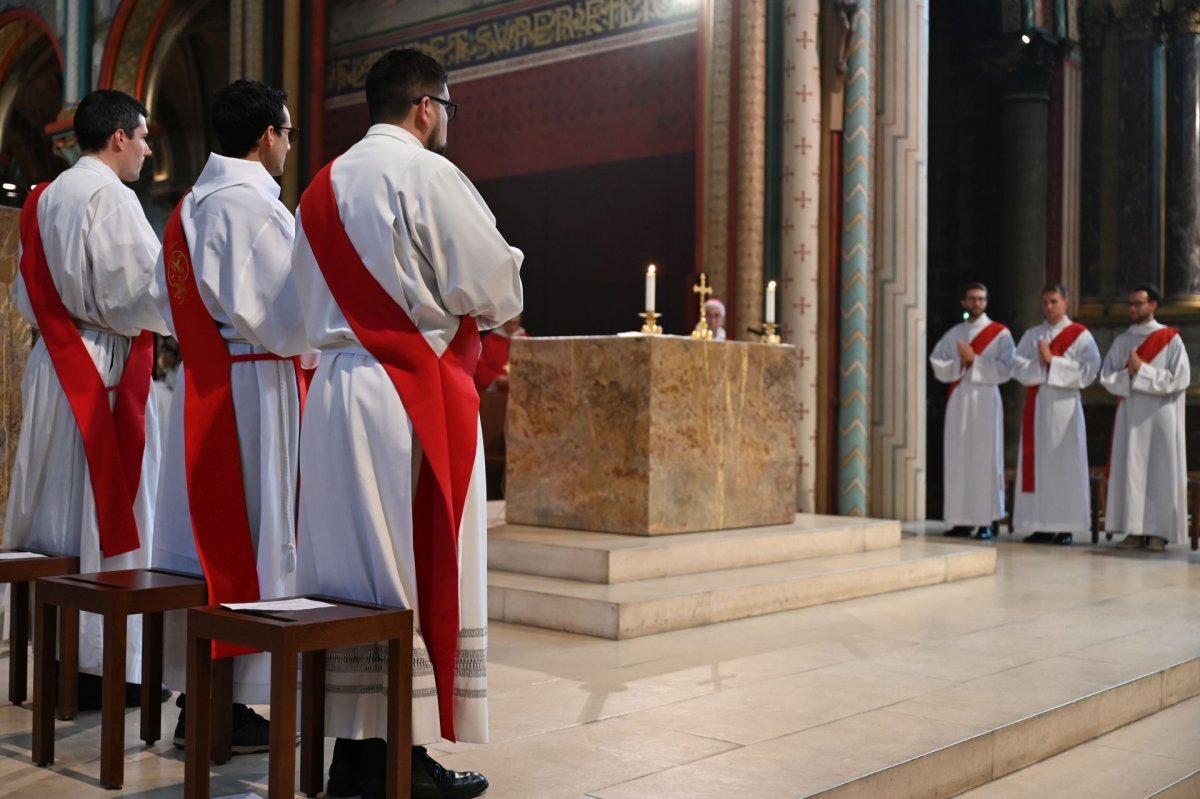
top-left (950, 679), bottom-right (1200, 799)
top-left (586, 653), bottom-right (1200, 799)
top-left (488, 514), bottom-right (901, 584)
top-left (488, 537), bottom-right (995, 639)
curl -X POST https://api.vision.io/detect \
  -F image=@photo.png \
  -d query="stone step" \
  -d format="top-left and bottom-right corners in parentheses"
top-left (488, 514), bottom-right (902, 584)
top-left (588, 654), bottom-right (1200, 799)
top-left (488, 539), bottom-right (995, 639)
top-left (950, 683), bottom-right (1200, 799)
top-left (1150, 770), bottom-right (1200, 799)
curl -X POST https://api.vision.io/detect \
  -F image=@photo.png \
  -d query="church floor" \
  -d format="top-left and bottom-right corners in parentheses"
top-left (1, 532), bottom-right (1199, 798)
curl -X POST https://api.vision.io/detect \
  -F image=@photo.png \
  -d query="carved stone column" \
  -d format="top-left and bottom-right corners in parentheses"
top-left (983, 32), bottom-right (1059, 335)
top-left (1079, 1), bottom-right (1114, 300)
top-left (1116, 0), bottom-right (1165, 294)
top-left (1165, 0), bottom-right (1200, 302)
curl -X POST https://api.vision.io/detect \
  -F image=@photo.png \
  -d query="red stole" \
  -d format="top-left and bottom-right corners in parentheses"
top-left (1020, 322), bottom-right (1087, 492)
top-left (163, 196), bottom-right (272, 658)
top-left (18, 182), bottom-right (153, 557)
top-left (947, 321), bottom-right (1008, 403)
top-left (1105, 325), bottom-right (1180, 481)
top-left (298, 162), bottom-right (481, 742)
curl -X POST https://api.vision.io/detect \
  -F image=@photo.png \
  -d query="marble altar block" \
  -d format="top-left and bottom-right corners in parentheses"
top-left (0, 207), bottom-right (30, 545)
top-left (505, 335), bottom-right (798, 535)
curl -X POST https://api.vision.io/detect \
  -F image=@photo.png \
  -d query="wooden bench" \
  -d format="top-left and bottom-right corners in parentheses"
top-left (0, 550), bottom-right (78, 705)
top-left (31, 568), bottom-right (208, 788)
top-left (184, 596), bottom-right (413, 799)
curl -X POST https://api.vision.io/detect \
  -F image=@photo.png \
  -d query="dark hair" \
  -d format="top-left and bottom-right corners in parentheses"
top-left (1132, 282), bottom-right (1161, 304)
top-left (961, 281), bottom-right (988, 299)
top-left (212, 80), bottom-right (288, 158)
top-left (74, 90), bottom-right (148, 152)
top-left (365, 49), bottom-right (448, 125)
top-left (1041, 282), bottom-right (1069, 299)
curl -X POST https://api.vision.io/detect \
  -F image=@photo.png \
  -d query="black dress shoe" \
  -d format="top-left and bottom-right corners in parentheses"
top-left (1023, 532), bottom-right (1053, 544)
top-left (327, 738), bottom-right (363, 797)
top-left (944, 526), bottom-right (973, 538)
top-left (410, 745), bottom-right (489, 799)
top-left (1052, 533), bottom-right (1073, 546)
top-left (973, 526), bottom-right (994, 540)
top-left (172, 694), bottom-right (274, 754)
top-left (349, 740), bottom-right (489, 799)
top-left (76, 671), bottom-right (170, 711)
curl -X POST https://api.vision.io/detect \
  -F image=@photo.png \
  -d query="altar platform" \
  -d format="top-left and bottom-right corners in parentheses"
top-left (3, 532), bottom-right (1199, 798)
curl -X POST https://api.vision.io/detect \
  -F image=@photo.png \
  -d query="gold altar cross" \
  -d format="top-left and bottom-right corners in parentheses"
top-left (691, 273), bottom-right (714, 340)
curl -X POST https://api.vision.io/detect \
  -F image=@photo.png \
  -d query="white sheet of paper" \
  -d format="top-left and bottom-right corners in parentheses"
top-left (221, 598), bottom-right (335, 612)
top-left (0, 552), bottom-right (47, 560)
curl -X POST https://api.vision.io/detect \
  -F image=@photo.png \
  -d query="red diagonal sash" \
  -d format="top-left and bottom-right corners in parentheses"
top-left (1105, 326), bottom-right (1180, 481)
top-left (162, 196), bottom-right (263, 658)
top-left (1020, 322), bottom-right (1087, 492)
top-left (947, 321), bottom-right (1007, 403)
top-left (1136, 326), bottom-right (1180, 364)
top-left (19, 182), bottom-right (152, 557)
top-left (299, 162), bottom-right (481, 742)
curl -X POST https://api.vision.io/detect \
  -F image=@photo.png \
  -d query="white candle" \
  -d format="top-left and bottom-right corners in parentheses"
top-left (766, 280), bottom-right (776, 324)
top-left (645, 264), bottom-right (656, 312)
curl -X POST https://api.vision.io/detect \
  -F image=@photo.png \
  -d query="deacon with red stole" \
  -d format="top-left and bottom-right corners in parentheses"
top-left (292, 50), bottom-right (522, 799)
top-left (929, 282), bottom-right (1015, 540)
top-left (149, 80), bottom-right (314, 750)
top-left (1011, 284), bottom-right (1100, 545)
top-left (5, 90), bottom-right (167, 702)
top-left (1101, 283), bottom-right (1190, 552)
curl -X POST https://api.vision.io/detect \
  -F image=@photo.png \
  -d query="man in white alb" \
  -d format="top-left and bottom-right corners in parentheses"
top-left (6, 90), bottom-right (167, 708)
top-left (150, 79), bottom-right (314, 751)
top-left (292, 49), bottom-right (523, 799)
top-left (929, 282), bottom-right (1014, 540)
top-left (1101, 283), bottom-right (1190, 552)
top-left (1011, 283), bottom-right (1101, 545)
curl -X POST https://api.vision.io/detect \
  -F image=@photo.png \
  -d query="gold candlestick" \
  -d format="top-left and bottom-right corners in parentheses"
top-left (762, 322), bottom-right (782, 345)
top-left (639, 311), bottom-right (662, 334)
top-left (691, 273), bottom-right (714, 340)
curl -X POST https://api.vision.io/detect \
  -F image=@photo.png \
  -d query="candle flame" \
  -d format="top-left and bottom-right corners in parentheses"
top-left (648, 264), bottom-right (656, 275)
top-left (768, 280), bottom-right (776, 290)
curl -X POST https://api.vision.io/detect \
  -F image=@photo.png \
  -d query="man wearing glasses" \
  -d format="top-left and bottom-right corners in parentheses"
top-left (293, 49), bottom-right (522, 799)
top-left (1100, 284), bottom-right (1190, 552)
top-left (929, 282), bottom-right (1014, 540)
top-left (149, 79), bottom-right (314, 749)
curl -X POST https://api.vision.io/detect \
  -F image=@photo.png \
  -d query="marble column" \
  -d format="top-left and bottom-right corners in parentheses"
top-left (780, 0), bottom-right (821, 513)
top-left (1079, 1), bottom-right (1117, 301)
top-left (838, 0), bottom-right (872, 517)
top-left (870, 0), bottom-right (927, 522)
top-left (1116, 0), bottom-right (1165, 294)
top-left (735, 0), bottom-right (767, 337)
top-left (1165, 0), bottom-right (1200, 302)
top-left (991, 33), bottom-right (1057, 336)
top-left (697, 0), bottom-right (734, 316)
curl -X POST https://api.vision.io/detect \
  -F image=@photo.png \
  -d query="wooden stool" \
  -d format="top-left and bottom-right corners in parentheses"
top-left (32, 568), bottom-right (208, 789)
top-left (184, 596), bottom-right (413, 799)
top-left (0, 550), bottom-right (78, 705)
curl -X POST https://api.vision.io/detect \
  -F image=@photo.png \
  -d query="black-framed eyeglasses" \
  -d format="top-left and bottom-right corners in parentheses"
top-left (274, 126), bottom-right (300, 143)
top-left (413, 95), bottom-right (458, 122)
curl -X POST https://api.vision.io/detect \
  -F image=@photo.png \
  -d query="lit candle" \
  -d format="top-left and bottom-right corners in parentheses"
top-left (646, 264), bottom-right (657, 312)
top-left (766, 280), bottom-right (776, 324)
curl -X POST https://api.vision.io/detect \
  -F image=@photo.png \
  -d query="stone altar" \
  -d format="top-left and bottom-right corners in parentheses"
top-left (0, 207), bottom-right (30, 545)
top-left (504, 335), bottom-right (798, 535)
